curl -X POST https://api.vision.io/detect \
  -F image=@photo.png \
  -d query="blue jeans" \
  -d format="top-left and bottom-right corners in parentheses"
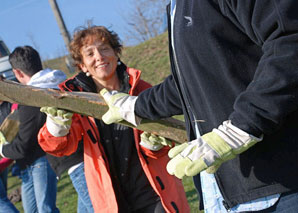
top-left (20, 156), bottom-right (59, 213)
top-left (0, 168), bottom-right (19, 213)
top-left (69, 163), bottom-right (94, 213)
top-left (193, 173), bottom-right (298, 212)
top-left (249, 190), bottom-right (298, 213)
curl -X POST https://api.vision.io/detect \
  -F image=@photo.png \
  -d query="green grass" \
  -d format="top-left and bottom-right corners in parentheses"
top-left (121, 33), bottom-right (171, 85)
top-left (7, 170), bottom-right (78, 212)
top-left (183, 176), bottom-right (202, 213)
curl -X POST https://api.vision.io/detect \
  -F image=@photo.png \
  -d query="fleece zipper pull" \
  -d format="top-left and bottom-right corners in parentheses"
top-left (222, 200), bottom-right (231, 212)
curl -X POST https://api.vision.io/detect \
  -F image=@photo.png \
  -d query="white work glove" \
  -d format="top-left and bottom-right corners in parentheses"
top-left (0, 131), bottom-right (9, 145)
top-left (0, 131), bottom-right (9, 158)
top-left (100, 88), bottom-right (141, 126)
top-left (140, 132), bottom-right (172, 151)
top-left (40, 107), bottom-right (73, 137)
top-left (166, 120), bottom-right (263, 179)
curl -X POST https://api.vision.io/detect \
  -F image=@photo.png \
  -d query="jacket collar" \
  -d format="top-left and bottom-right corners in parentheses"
top-left (59, 61), bottom-right (141, 94)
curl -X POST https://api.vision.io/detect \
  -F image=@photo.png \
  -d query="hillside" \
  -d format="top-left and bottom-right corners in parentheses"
top-left (121, 32), bottom-right (171, 85)
top-left (43, 32), bottom-right (171, 86)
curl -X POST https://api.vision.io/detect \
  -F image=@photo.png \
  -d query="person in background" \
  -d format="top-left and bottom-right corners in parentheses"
top-left (0, 157), bottom-right (18, 213)
top-left (100, 0), bottom-right (298, 212)
top-left (38, 25), bottom-right (190, 213)
top-left (0, 100), bottom-right (19, 213)
top-left (0, 46), bottom-right (62, 213)
top-left (1, 46), bottom-right (94, 213)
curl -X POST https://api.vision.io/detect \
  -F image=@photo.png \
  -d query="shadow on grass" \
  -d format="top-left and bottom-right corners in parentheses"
top-left (186, 188), bottom-right (199, 203)
top-left (6, 172), bottom-right (22, 191)
top-left (57, 181), bottom-right (73, 192)
top-left (7, 181), bottom-right (21, 191)
top-left (57, 174), bottom-right (74, 192)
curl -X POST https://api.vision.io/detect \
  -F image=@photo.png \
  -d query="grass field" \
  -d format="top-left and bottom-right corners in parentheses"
top-left (7, 168), bottom-right (202, 212)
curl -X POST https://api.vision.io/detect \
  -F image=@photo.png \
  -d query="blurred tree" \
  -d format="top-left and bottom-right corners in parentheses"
top-left (123, 0), bottom-right (169, 44)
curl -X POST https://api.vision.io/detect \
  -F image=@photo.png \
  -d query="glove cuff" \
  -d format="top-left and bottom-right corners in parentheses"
top-left (139, 140), bottom-right (163, 151)
top-left (46, 115), bottom-right (71, 137)
top-left (119, 95), bottom-right (142, 126)
top-left (214, 120), bottom-right (263, 149)
top-left (0, 144), bottom-right (7, 158)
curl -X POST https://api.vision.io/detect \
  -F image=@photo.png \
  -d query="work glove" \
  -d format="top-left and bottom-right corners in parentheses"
top-left (0, 131), bottom-right (9, 158)
top-left (100, 88), bottom-right (141, 126)
top-left (0, 131), bottom-right (8, 145)
top-left (166, 120), bottom-right (263, 179)
top-left (40, 107), bottom-right (73, 137)
top-left (140, 132), bottom-right (172, 151)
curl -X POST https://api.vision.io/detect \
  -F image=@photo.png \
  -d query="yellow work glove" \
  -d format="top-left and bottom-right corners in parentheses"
top-left (100, 88), bottom-right (141, 126)
top-left (40, 107), bottom-right (73, 137)
top-left (0, 131), bottom-right (10, 158)
top-left (0, 131), bottom-right (8, 145)
top-left (140, 132), bottom-right (172, 151)
top-left (166, 120), bottom-right (262, 179)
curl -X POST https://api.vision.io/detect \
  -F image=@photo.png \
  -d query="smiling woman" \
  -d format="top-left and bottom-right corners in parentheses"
top-left (70, 26), bottom-right (123, 92)
top-left (37, 25), bottom-right (190, 213)
top-left (79, 39), bottom-right (119, 90)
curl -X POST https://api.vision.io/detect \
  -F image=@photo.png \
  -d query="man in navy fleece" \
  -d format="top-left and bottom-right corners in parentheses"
top-left (101, 0), bottom-right (298, 212)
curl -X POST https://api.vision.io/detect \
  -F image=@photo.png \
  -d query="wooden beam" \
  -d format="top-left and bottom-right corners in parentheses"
top-left (0, 79), bottom-right (187, 143)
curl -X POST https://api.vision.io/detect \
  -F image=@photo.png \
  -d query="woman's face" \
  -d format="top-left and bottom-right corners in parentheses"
top-left (79, 38), bottom-right (118, 82)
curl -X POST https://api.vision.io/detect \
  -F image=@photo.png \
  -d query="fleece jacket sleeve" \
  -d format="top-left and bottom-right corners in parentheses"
top-left (135, 75), bottom-right (183, 120)
top-left (218, 0), bottom-right (298, 136)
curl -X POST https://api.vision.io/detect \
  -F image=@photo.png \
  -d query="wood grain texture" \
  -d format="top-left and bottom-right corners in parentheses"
top-left (0, 79), bottom-right (187, 143)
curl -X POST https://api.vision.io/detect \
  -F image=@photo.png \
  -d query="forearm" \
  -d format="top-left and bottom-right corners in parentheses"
top-left (135, 75), bottom-right (183, 120)
top-left (38, 114), bottom-right (83, 157)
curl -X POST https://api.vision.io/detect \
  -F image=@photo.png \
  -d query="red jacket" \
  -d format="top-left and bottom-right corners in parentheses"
top-left (38, 67), bottom-right (190, 213)
top-left (0, 158), bottom-right (13, 173)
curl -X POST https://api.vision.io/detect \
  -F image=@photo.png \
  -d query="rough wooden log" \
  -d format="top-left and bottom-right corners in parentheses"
top-left (0, 79), bottom-right (187, 143)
